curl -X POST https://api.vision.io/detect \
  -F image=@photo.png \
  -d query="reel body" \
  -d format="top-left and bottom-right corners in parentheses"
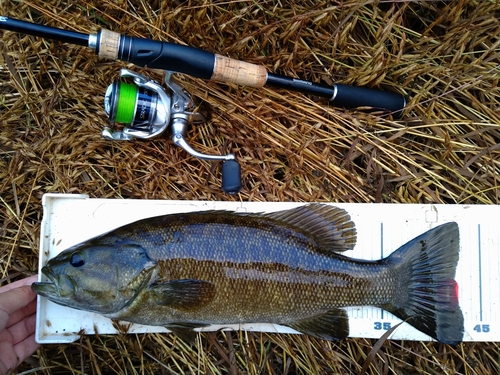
top-left (103, 69), bottom-right (241, 194)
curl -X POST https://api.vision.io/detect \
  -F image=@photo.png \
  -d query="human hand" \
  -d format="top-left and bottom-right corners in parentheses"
top-left (0, 275), bottom-right (40, 375)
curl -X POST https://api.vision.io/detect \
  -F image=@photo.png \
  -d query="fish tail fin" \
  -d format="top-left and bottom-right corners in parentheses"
top-left (383, 222), bottom-right (464, 344)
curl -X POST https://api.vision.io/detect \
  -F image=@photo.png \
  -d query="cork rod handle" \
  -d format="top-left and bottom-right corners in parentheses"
top-left (212, 55), bottom-right (267, 87)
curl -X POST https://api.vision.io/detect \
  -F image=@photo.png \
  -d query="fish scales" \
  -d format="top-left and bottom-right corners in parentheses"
top-left (32, 204), bottom-right (464, 344)
top-left (115, 212), bottom-right (388, 322)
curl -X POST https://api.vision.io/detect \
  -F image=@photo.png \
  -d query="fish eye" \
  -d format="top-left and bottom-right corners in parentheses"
top-left (70, 252), bottom-right (85, 268)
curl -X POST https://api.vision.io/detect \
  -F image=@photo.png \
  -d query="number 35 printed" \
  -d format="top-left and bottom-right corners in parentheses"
top-left (374, 322), bottom-right (392, 330)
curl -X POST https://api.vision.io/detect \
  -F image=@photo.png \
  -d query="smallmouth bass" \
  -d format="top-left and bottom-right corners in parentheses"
top-left (32, 204), bottom-right (464, 344)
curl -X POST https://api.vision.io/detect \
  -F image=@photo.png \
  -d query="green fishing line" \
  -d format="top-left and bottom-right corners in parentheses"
top-left (114, 82), bottom-right (137, 124)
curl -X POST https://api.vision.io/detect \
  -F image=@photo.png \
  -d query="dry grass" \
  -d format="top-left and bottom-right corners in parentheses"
top-left (1, 0), bottom-right (499, 374)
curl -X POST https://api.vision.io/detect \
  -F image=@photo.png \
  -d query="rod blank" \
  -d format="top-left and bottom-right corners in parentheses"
top-left (0, 16), bottom-right (89, 46)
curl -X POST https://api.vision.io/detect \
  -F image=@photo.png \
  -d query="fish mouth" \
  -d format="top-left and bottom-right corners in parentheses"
top-left (31, 266), bottom-right (59, 297)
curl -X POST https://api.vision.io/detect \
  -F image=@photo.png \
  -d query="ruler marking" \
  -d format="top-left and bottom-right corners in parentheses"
top-left (478, 224), bottom-right (483, 322)
top-left (380, 222), bottom-right (384, 321)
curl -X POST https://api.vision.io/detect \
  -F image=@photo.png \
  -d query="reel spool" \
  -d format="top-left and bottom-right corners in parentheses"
top-left (102, 68), bottom-right (241, 194)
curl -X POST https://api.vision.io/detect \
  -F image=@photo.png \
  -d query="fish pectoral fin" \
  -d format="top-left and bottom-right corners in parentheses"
top-left (263, 204), bottom-right (357, 253)
top-left (148, 279), bottom-right (216, 310)
top-left (283, 308), bottom-right (349, 341)
top-left (165, 322), bottom-right (208, 343)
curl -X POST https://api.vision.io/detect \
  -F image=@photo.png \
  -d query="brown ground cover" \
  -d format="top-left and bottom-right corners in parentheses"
top-left (1, 1), bottom-right (499, 374)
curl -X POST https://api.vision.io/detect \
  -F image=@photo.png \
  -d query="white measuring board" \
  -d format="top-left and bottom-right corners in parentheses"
top-left (35, 193), bottom-right (499, 344)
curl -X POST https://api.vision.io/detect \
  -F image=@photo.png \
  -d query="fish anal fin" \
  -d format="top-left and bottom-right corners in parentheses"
top-left (283, 308), bottom-right (349, 341)
top-left (264, 204), bottom-right (357, 253)
top-left (148, 279), bottom-right (216, 311)
top-left (165, 322), bottom-right (208, 343)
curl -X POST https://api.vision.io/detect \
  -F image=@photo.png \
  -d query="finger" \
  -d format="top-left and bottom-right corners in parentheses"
top-left (0, 331), bottom-right (39, 373)
top-left (0, 275), bottom-right (38, 293)
top-left (0, 340), bottom-right (17, 375)
top-left (5, 313), bottom-right (37, 346)
top-left (0, 286), bottom-right (37, 330)
top-left (14, 333), bottom-right (40, 366)
top-left (5, 299), bottom-right (37, 329)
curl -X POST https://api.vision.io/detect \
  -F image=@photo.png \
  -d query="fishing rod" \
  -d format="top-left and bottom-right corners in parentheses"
top-left (0, 16), bottom-right (406, 114)
top-left (0, 16), bottom-right (407, 194)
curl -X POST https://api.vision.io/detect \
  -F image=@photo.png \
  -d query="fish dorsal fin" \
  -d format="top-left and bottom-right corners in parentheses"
top-left (263, 203), bottom-right (357, 253)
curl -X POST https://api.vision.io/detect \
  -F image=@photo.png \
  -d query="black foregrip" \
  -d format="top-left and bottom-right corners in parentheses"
top-left (119, 36), bottom-right (215, 79)
top-left (332, 84), bottom-right (406, 117)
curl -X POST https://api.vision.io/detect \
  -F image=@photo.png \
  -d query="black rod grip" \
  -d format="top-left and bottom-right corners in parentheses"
top-left (118, 36), bottom-right (215, 80)
top-left (266, 73), bottom-right (406, 116)
top-left (331, 84), bottom-right (406, 117)
top-left (0, 16), bottom-right (89, 46)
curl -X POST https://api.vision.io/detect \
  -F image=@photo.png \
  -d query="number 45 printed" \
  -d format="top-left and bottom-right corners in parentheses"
top-left (473, 324), bottom-right (490, 333)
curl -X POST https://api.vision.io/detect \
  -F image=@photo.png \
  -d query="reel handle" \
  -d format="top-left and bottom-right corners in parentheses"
top-left (171, 117), bottom-right (242, 194)
top-left (221, 160), bottom-right (242, 195)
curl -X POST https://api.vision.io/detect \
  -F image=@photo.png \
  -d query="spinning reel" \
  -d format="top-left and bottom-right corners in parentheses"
top-left (102, 68), bottom-right (241, 194)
